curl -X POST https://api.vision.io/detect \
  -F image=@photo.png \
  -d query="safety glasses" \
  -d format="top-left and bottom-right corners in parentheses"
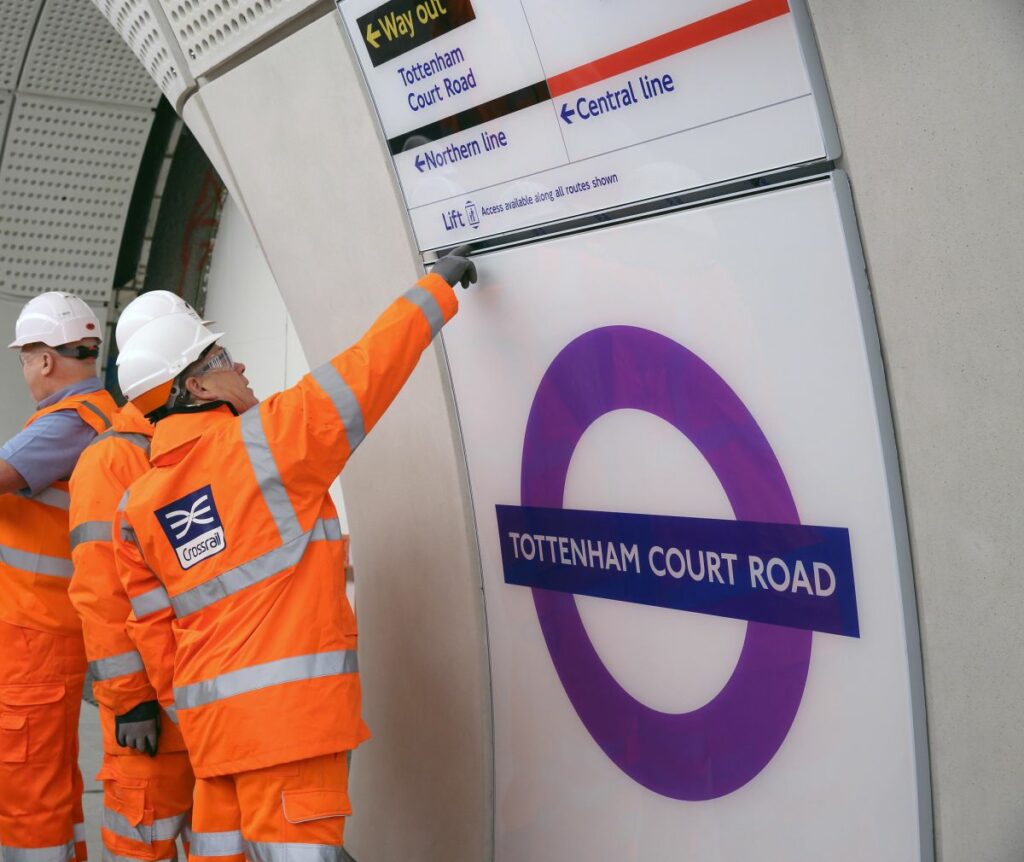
top-left (192, 345), bottom-right (234, 376)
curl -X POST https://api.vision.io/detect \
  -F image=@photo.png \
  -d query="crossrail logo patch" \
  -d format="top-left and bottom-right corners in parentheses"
top-left (155, 485), bottom-right (226, 570)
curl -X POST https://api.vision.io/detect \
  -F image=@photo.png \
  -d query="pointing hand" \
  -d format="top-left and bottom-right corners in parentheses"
top-left (431, 245), bottom-right (478, 290)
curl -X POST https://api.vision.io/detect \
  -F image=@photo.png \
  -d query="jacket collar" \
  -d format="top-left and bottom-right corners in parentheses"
top-left (150, 403), bottom-right (237, 465)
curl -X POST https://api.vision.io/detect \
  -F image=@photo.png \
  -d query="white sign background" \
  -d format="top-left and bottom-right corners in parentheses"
top-left (442, 176), bottom-right (926, 861)
top-left (339, 0), bottom-right (839, 249)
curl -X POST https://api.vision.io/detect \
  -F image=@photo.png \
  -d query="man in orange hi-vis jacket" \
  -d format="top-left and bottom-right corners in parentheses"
top-left (0, 292), bottom-right (118, 862)
top-left (111, 248), bottom-right (477, 860)
top-left (68, 292), bottom-right (207, 862)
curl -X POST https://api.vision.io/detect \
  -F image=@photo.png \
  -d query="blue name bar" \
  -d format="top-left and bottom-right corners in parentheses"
top-left (496, 505), bottom-right (859, 638)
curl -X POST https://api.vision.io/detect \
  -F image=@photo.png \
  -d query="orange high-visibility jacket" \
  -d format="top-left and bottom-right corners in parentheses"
top-left (113, 274), bottom-right (457, 777)
top-left (68, 403), bottom-right (187, 755)
top-left (0, 389), bottom-right (116, 636)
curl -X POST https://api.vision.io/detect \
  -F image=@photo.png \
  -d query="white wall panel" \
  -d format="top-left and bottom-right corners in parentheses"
top-left (192, 16), bottom-right (490, 861)
top-left (0, 0), bottom-right (44, 91)
top-left (0, 95), bottom-right (153, 300)
top-left (805, 3), bottom-right (1024, 860)
top-left (21, 0), bottom-right (159, 107)
top-left (0, 296), bottom-right (40, 444)
top-left (161, 0), bottom-right (324, 78)
top-left (181, 94), bottom-right (246, 213)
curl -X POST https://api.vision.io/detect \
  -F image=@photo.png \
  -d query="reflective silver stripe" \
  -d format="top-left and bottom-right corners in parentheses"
top-left (402, 285), bottom-right (445, 339)
top-left (170, 519), bottom-right (342, 618)
top-left (315, 518), bottom-right (344, 542)
top-left (246, 843), bottom-right (353, 862)
top-left (240, 409), bottom-right (302, 543)
top-left (2, 842), bottom-right (75, 862)
top-left (89, 650), bottom-right (144, 681)
top-left (164, 704), bottom-right (178, 725)
top-left (0, 544), bottom-right (73, 578)
top-left (28, 486), bottom-right (71, 510)
top-left (189, 830), bottom-right (245, 856)
top-left (89, 430), bottom-right (151, 454)
top-left (310, 363), bottom-right (366, 456)
top-left (175, 650), bottom-right (358, 711)
top-left (73, 823), bottom-right (86, 843)
top-left (81, 400), bottom-right (113, 430)
top-left (130, 584), bottom-right (171, 618)
top-left (117, 491), bottom-right (129, 512)
top-left (70, 520), bottom-right (112, 549)
top-left (103, 807), bottom-right (187, 844)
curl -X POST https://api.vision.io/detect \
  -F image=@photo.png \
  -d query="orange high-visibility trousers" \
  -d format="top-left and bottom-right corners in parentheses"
top-left (0, 620), bottom-right (88, 861)
top-left (96, 747), bottom-right (194, 862)
top-left (189, 752), bottom-right (354, 862)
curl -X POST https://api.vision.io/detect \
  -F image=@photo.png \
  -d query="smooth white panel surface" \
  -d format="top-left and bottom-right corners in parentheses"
top-left (0, 296), bottom-right (40, 443)
top-left (805, 3), bottom-right (1024, 859)
top-left (443, 177), bottom-right (924, 861)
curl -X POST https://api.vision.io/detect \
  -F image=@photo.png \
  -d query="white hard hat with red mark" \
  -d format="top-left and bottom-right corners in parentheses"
top-left (8, 292), bottom-right (103, 349)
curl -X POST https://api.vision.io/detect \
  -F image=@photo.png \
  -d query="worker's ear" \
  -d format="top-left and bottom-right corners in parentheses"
top-left (183, 374), bottom-right (217, 403)
top-left (40, 351), bottom-right (56, 377)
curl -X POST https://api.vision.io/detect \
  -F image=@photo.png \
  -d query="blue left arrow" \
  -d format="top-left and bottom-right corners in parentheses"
top-left (560, 102), bottom-right (575, 125)
top-left (415, 153), bottom-right (426, 172)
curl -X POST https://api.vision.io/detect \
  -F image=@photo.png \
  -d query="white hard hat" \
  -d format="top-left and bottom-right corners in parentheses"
top-left (117, 311), bottom-right (224, 405)
top-left (8, 292), bottom-right (103, 349)
top-left (116, 290), bottom-right (209, 352)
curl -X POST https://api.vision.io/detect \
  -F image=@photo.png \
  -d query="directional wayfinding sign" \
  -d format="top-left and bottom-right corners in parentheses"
top-left (336, 0), bottom-right (839, 250)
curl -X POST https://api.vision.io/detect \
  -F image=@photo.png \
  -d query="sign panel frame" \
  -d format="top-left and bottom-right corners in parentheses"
top-left (336, 0), bottom-right (841, 251)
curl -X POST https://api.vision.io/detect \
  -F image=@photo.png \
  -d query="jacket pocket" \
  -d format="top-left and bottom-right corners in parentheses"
top-left (282, 788), bottom-right (352, 824)
top-left (0, 714), bottom-right (27, 763)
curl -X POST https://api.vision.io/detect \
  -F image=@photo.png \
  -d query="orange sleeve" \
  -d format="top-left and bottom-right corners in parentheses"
top-left (69, 443), bottom-right (157, 715)
top-left (113, 507), bottom-right (178, 722)
top-left (257, 273), bottom-right (458, 496)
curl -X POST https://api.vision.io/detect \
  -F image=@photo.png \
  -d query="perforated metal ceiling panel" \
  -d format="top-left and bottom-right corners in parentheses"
top-left (20, 0), bottom-right (160, 108)
top-left (0, 0), bottom-right (44, 91)
top-left (92, 0), bottom-right (192, 105)
top-left (0, 95), bottom-right (154, 300)
top-left (162, 0), bottom-right (322, 77)
top-left (0, 91), bottom-right (12, 139)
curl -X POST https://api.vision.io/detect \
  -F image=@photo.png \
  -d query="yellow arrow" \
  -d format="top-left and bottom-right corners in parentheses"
top-left (366, 20), bottom-right (382, 49)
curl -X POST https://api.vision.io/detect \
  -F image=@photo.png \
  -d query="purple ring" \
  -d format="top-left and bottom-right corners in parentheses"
top-left (521, 326), bottom-right (811, 800)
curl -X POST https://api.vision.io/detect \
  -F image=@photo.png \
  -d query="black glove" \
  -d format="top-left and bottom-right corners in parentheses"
top-left (115, 700), bottom-right (160, 757)
top-left (431, 245), bottom-right (477, 289)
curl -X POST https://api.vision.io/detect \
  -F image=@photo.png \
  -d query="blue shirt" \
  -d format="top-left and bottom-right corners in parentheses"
top-left (0, 378), bottom-right (105, 495)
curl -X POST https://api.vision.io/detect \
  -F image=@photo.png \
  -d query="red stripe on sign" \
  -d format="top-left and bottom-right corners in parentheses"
top-left (546, 0), bottom-right (791, 99)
